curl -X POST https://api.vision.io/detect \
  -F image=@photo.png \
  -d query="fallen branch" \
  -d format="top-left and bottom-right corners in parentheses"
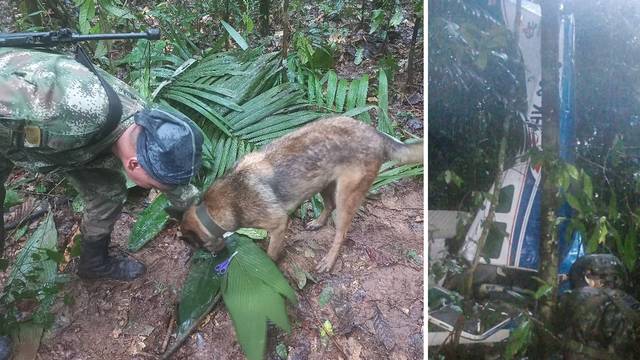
top-left (160, 294), bottom-right (221, 360)
top-left (161, 310), bottom-right (176, 353)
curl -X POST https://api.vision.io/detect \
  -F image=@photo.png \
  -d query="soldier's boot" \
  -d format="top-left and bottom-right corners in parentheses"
top-left (0, 335), bottom-right (11, 360)
top-left (77, 236), bottom-right (145, 281)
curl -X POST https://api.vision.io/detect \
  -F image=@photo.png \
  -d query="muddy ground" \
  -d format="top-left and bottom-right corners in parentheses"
top-left (3, 178), bottom-right (423, 360)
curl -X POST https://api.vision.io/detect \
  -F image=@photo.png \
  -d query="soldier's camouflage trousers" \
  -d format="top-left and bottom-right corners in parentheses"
top-left (65, 167), bottom-right (127, 243)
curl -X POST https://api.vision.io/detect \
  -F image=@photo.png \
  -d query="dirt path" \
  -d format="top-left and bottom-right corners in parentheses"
top-left (33, 179), bottom-right (423, 360)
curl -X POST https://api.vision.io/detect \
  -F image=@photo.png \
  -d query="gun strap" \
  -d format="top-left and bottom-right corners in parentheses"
top-left (74, 45), bottom-right (123, 142)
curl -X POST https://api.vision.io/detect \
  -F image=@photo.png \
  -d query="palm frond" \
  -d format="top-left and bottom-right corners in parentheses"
top-left (153, 51), bottom-right (323, 184)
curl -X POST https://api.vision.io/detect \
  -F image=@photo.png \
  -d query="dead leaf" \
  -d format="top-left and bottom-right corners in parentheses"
top-left (373, 306), bottom-right (395, 351)
top-left (346, 336), bottom-right (363, 360)
top-left (291, 263), bottom-right (307, 289)
top-left (127, 336), bottom-right (147, 355)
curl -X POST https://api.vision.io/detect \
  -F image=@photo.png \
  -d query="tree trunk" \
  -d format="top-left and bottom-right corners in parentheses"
top-left (281, 0), bottom-right (290, 60)
top-left (405, 14), bottom-right (421, 91)
top-left (259, 0), bottom-right (270, 36)
top-left (538, 0), bottom-right (561, 352)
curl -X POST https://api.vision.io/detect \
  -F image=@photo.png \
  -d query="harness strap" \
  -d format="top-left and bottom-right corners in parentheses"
top-left (74, 45), bottom-right (123, 142)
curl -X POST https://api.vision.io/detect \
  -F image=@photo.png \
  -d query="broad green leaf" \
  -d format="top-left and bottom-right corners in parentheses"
top-left (78, 0), bottom-right (96, 34)
top-left (5, 212), bottom-right (58, 323)
top-left (176, 251), bottom-right (222, 338)
top-left (128, 194), bottom-right (169, 252)
top-left (222, 234), bottom-right (297, 360)
top-left (346, 78), bottom-right (359, 110)
top-left (355, 75), bottom-right (370, 122)
top-left (583, 173), bottom-right (593, 199)
top-left (533, 284), bottom-right (552, 300)
top-left (587, 217), bottom-right (608, 253)
top-left (307, 75), bottom-right (315, 103)
top-left (370, 9), bottom-right (385, 34)
top-left (12, 225), bottom-right (28, 241)
top-left (3, 188), bottom-right (22, 208)
top-left (504, 319), bottom-right (532, 360)
top-left (320, 319), bottom-right (334, 337)
top-left (354, 47), bottom-right (364, 65)
top-left (235, 228), bottom-right (268, 240)
top-left (315, 74), bottom-right (323, 107)
top-left (221, 20), bottom-right (249, 50)
top-left (227, 236), bottom-right (297, 302)
top-left (565, 164), bottom-right (579, 180)
top-left (565, 193), bottom-right (583, 213)
top-left (99, 0), bottom-right (134, 19)
top-left (377, 70), bottom-right (393, 134)
top-left (390, 7), bottom-right (404, 27)
top-left (326, 71), bottom-right (338, 109)
top-left (335, 79), bottom-right (348, 112)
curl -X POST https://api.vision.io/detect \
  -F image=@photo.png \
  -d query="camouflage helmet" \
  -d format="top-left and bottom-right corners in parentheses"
top-left (569, 254), bottom-right (627, 290)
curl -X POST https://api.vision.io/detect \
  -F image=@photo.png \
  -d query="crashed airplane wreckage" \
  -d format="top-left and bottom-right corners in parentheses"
top-left (428, 0), bottom-right (585, 346)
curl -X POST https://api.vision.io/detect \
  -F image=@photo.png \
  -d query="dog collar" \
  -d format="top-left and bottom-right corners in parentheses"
top-left (195, 203), bottom-right (226, 242)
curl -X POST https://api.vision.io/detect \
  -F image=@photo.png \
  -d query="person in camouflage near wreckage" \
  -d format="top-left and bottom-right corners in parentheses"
top-left (0, 47), bottom-right (204, 281)
top-left (559, 254), bottom-right (640, 359)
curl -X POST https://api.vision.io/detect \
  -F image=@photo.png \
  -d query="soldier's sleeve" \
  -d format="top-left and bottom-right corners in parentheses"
top-left (163, 183), bottom-right (201, 212)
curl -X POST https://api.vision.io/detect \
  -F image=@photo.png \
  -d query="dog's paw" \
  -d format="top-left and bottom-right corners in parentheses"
top-left (305, 220), bottom-right (325, 231)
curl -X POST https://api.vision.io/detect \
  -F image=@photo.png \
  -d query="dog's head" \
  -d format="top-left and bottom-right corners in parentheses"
top-left (179, 204), bottom-right (226, 253)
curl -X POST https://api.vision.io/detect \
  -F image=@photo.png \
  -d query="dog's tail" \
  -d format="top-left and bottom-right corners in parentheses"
top-left (382, 134), bottom-right (424, 165)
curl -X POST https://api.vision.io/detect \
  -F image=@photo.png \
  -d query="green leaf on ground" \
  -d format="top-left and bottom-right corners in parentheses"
top-left (354, 47), bottom-right (364, 65)
top-left (318, 285), bottom-right (333, 307)
top-left (276, 343), bottom-right (288, 359)
top-left (128, 194), bottom-right (169, 252)
top-left (235, 228), bottom-right (268, 240)
top-left (3, 188), bottom-right (22, 208)
top-left (174, 234), bottom-right (297, 360)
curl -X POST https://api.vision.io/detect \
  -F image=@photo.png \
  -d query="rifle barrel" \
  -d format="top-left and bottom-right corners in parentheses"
top-left (71, 29), bottom-right (161, 41)
top-left (0, 28), bottom-right (160, 47)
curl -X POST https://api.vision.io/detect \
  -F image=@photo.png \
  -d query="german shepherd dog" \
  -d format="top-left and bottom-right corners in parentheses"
top-left (179, 116), bottom-right (423, 272)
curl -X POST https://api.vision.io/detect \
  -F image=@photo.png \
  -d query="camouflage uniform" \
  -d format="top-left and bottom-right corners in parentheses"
top-left (559, 254), bottom-right (640, 359)
top-left (0, 47), bottom-right (199, 243)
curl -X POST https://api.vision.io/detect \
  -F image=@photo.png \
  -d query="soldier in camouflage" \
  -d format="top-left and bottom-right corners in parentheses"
top-left (0, 47), bottom-right (203, 281)
top-left (559, 254), bottom-right (640, 359)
